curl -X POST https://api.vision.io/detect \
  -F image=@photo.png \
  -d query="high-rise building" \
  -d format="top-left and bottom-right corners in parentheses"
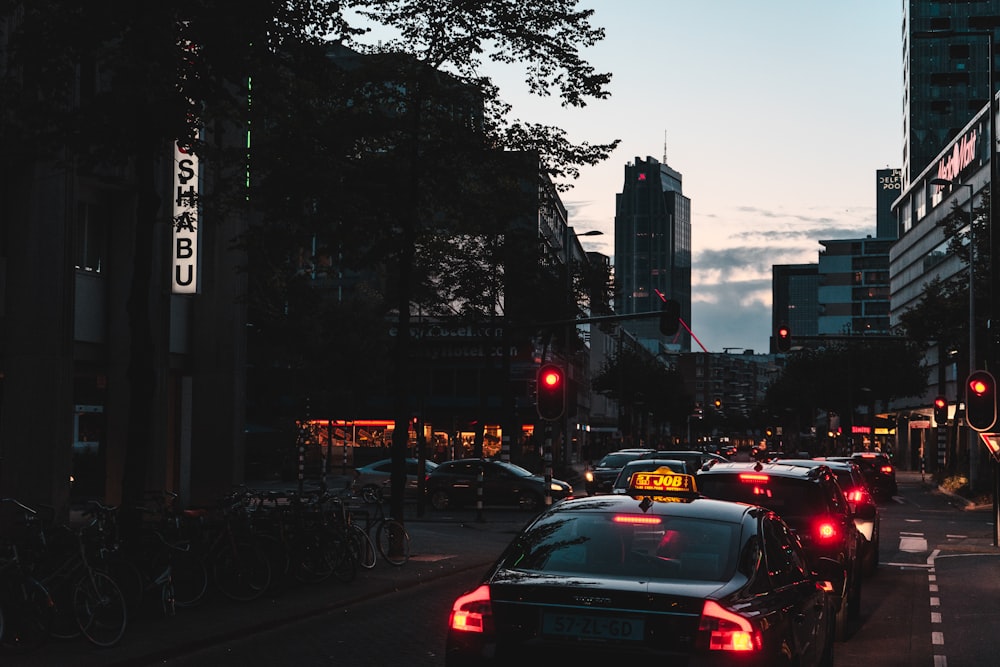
top-left (614, 156), bottom-right (692, 353)
top-left (771, 264), bottom-right (819, 353)
top-left (903, 1), bottom-right (1000, 186)
top-left (818, 237), bottom-right (893, 337)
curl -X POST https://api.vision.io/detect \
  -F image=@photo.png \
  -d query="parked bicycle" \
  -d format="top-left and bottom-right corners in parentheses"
top-left (17, 502), bottom-right (127, 648)
top-left (0, 498), bottom-right (54, 653)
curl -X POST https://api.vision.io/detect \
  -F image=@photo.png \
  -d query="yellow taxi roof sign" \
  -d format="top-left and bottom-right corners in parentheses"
top-left (627, 467), bottom-right (699, 499)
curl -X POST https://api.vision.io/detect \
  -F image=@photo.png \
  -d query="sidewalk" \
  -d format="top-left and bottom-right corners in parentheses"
top-left (6, 505), bottom-right (529, 667)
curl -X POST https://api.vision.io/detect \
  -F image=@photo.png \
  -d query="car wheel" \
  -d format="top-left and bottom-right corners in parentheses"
top-left (865, 540), bottom-right (879, 577)
top-left (834, 594), bottom-right (849, 642)
top-left (847, 569), bottom-right (862, 619)
top-left (820, 607), bottom-right (836, 667)
top-left (430, 489), bottom-right (451, 511)
top-left (361, 484), bottom-right (381, 504)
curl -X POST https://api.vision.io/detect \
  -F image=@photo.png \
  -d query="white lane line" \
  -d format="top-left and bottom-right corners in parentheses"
top-left (932, 631), bottom-right (944, 645)
top-left (931, 611), bottom-right (941, 623)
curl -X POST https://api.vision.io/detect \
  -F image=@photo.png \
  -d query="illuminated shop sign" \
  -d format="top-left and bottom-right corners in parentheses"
top-left (172, 141), bottom-right (199, 294)
top-left (935, 127), bottom-right (979, 184)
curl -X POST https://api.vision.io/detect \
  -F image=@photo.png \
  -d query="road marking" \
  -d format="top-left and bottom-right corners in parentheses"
top-left (932, 631), bottom-right (944, 645)
top-left (900, 535), bottom-right (928, 552)
top-left (931, 611), bottom-right (941, 623)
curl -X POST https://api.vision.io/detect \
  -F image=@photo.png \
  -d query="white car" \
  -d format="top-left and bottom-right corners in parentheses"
top-left (353, 457), bottom-right (438, 503)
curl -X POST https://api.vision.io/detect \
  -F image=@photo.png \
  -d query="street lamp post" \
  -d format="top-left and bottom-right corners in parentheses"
top-left (932, 177), bottom-right (976, 483)
top-left (930, 178), bottom-right (976, 376)
top-left (561, 226), bottom-right (603, 468)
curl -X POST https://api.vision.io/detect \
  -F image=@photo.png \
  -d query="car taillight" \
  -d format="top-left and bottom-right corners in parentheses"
top-left (449, 584), bottom-right (493, 634)
top-left (815, 520), bottom-right (839, 542)
top-left (879, 465), bottom-right (894, 475)
top-left (845, 488), bottom-right (865, 503)
top-left (698, 600), bottom-right (761, 652)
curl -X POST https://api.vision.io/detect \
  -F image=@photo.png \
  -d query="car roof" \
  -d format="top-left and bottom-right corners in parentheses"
top-left (774, 458), bottom-right (854, 472)
top-left (697, 460), bottom-right (826, 481)
top-left (551, 491), bottom-right (759, 523)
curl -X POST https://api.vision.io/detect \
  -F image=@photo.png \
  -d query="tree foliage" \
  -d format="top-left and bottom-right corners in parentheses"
top-left (591, 347), bottom-right (691, 436)
top-left (765, 340), bottom-right (928, 434)
top-left (897, 186), bottom-right (991, 372)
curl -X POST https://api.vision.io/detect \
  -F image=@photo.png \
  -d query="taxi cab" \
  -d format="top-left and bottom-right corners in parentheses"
top-left (446, 469), bottom-right (839, 666)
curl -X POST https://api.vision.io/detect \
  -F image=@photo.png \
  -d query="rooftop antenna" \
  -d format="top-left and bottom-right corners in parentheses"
top-left (663, 130), bottom-right (668, 163)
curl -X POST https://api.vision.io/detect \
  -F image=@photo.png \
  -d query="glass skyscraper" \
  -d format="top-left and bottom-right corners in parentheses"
top-left (614, 156), bottom-right (692, 353)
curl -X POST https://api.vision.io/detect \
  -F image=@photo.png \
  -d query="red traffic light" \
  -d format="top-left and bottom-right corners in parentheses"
top-left (536, 363), bottom-right (566, 421)
top-left (933, 395), bottom-right (948, 424)
top-left (966, 370), bottom-right (997, 432)
top-left (540, 369), bottom-right (562, 389)
top-left (775, 323), bottom-right (791, 352)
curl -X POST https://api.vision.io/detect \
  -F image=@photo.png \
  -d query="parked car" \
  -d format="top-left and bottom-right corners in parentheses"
top-left (424, 459), bottom-right (572, 511)
top-left (697, 460), bottom-right (870, 641)
top-left (445, 468), bottom-right (838, 666)
top-left (777, 457), bottom-right (881, 576)
top-left (583, 448), bottom-right (654, 495)
top-left (353, 457), bottom-right (438, 503)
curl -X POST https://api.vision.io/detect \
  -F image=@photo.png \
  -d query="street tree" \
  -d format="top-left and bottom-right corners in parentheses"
top-left (330, 1), bottom-right (619, 519)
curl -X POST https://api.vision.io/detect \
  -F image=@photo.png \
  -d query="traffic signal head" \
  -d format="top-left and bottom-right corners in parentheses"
top-left (536, 363), bottom-right (566, 421)
top-left (933, 396), bottom-right (948, 425)
top-left (775, 323), bottom-right (791, 352)
top-left (659, 299), bottom-right (681, 336)
top-left (966, 370), bottom-right (997, 432)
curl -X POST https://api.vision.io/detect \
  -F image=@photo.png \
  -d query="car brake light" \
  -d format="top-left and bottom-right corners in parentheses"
top-left (845, 488), bottom-right (865, 503)
top-left (449, 584), bottom-right (493, 634)
top-left (698, 600), bottom-right (761, 652)
top-left (816, 521), bottom-right (839, 541)
top-left (879, 465), bottom-right (893, 474)
top-left (738, 473), bottom-right (769, 483)
top-left (612, 514), bottom-right (662, 525)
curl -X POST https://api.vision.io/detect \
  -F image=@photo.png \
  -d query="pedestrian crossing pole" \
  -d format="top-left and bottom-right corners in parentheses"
top-left (544, 424), bottom-right (553, 506)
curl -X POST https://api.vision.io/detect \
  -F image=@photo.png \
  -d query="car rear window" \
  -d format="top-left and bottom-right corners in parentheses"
top-left (698, 475), bottom-right (825, 518)
top-left (505, 511), bottom-right (739, 582)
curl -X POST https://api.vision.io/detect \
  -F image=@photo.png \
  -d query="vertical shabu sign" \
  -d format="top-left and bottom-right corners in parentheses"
top-left (173, 141), bottom-right (199, 293)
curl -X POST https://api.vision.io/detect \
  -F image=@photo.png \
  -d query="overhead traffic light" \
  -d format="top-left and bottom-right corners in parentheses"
top-left (966, 370), bottom-right (997, 432)
top-left (775, 323), bottom-right (791, 352)
top-left (536, 363), bottom-right (566, 421)
top-left (659, 299), bottom-right (681, 336)
top-left (933, 396), bottom-right (948, 425)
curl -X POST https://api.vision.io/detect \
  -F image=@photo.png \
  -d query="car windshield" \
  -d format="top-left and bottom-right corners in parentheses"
top-left (493, 461), bottom-right (534, 478)
top-left (698, 475), bottom-right (825, 518)
top-left (503, 510), bottom-right (739, 582)
top-left (595, 453), bottom-right (639, 468)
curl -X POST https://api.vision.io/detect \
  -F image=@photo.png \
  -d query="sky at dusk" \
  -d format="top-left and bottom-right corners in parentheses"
top-left (354, 2), bottom-right (903, 354)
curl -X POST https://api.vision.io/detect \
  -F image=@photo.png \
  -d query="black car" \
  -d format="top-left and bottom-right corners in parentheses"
top-left (446, 469), bottom-right (838, 666)
top-left (424, 459), bottom-right (572, 511)
top-left (583, 448), bottom-right (653, 495)
top-left (828, 452), bottom-right (898, 499)
top-left (777, 458), bottom-right (881, 576)
top-left (696, 461), bottom-right (868, 641)
top-left (637, 449), bottom-right (728, 471)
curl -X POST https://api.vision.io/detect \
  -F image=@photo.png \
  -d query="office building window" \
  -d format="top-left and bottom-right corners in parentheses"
top-left (75, 201), bottom-right (107, 273)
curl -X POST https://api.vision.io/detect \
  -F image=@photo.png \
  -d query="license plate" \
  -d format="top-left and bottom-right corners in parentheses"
top-left (541, 613), bottom-right (644, 641)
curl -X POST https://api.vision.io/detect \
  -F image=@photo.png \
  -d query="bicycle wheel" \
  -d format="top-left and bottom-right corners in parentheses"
top-left (289, 530), bottom-right (334, 585)
top-left (167, 547), bottom-right (209, 608)
top-left (212, 540), bottom-right (271, 602)
top-left (324, 527), bottom-right (357, 583)
top-left (74, 570), bottom-right (127, 648)
top-left (347, 523), bottom-right (377, 569)
top-left (375, 519), bottom-right (410, 566)
top-left (0, 576), bottom-right (53, 652)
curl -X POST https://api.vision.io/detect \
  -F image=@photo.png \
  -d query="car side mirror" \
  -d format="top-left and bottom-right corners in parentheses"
top-left (853, 503), bottom-right (877, 520)
top-left (812, 556), bottom-right (845, 594)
